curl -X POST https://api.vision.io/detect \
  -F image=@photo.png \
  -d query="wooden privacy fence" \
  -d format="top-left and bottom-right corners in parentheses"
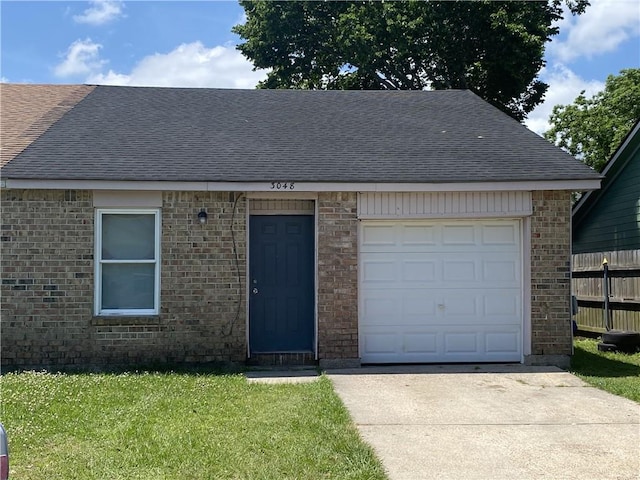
top-left (572, 249), bottom-right (640, 333)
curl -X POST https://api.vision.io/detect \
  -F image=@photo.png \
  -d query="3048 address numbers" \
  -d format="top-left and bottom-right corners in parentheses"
top-left (270, 182), bottom-right (295, 190)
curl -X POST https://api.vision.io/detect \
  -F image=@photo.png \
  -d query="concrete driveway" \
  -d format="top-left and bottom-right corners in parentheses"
top-left (326, 365), bottom-right (640, 480)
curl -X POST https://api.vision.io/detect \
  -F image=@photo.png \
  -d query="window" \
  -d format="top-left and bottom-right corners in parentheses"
top-left (95, 209), bottom-right (160, 315)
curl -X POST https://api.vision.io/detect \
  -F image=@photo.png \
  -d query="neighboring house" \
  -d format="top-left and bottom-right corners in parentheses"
top-left (572, 120), bottom-right (640, 333)
top-left (0, 84), bottom-right (95, 167)
top-left (1, 85), bottom-right (601, 369)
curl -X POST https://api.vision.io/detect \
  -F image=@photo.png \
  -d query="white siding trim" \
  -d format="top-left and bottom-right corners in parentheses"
top-left (246, 191), bottom-right (318, 200)
top-left (249, 199), bottom-right (314, 215)
top-left (93, 190), bottom-right (162, 207)
top-left (523, 216), bottom-right (532, 356)
top-left (3, 179), bottom-right (601, 192)
top-left (358, 191), bottom-right (532, 218)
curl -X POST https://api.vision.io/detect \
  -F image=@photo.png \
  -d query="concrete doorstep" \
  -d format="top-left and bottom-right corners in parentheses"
top-left (244, 369), bottom-right (320, 384)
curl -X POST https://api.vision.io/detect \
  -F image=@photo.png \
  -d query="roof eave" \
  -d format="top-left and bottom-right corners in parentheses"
top-left (1, 178), bottom-right (602, 192)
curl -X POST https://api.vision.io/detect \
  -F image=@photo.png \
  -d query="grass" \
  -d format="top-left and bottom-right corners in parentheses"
top-left (0, 370), bottom-right (387, 480)
top-left (570, 337), bottom-right (640, 403)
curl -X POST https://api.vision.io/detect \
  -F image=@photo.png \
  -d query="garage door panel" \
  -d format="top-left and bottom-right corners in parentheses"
top-left (444, 332), bottom-right (478, 353)
top-left (363, 289), bottom-right (521, 324)
top-left (362, 296), bottom-right (400, 318)
top-left (362, 221), bottom-right (520, 252)
top-left (484, 293), bottom-right (520, 317)
top-left (361, 224), bottom-right (397, 246)
top-left (482, 223), bottom-right (518, 245)
top-left (401, 224), bottom-right (437, 245)
top-left (362, 243), bottom-right (517, 254)
top-left (485, 332), bottom-right (520, 353)
top-left (442, 224), bottom-right (477, 245)
top-left (483, 259), bottom-right (518, 282)
top-left (440, 294), bottom-right (478, 316)
top-left (443, 260), bottom-right (477, 282)
top-left (360, 218), bottom-right (523, 363)
top-left (404, 295), bottom-right (438, 316)
top-left (362, 259), bottom-right (397, 282)
top-left (360, 327), bottom-right (522, 362)
top-left (402, 260), bottom-right (437, 282)
top-left (362, 254), bottom-right (440, 284)
top-left (362, 254), bottom-right (521, 287)
top-left (362, 332), bottom-right (399, 354)
top-left (363, 291), bottom-right (438, 325)
top-left (403, 333), bottom-right (438, 353)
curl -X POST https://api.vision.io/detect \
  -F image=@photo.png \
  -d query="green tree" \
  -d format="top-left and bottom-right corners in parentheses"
top-left (233, 0), bottom-right (588, 121)
top-left (544, 69), bottom-right (640, 172)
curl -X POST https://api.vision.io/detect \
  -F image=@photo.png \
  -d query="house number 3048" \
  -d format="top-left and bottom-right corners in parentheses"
top-left (270, 182), bottom-right (295, 190)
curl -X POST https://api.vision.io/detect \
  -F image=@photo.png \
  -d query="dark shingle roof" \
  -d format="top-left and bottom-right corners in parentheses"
top-left (1, 85), bottom-right (599, 183)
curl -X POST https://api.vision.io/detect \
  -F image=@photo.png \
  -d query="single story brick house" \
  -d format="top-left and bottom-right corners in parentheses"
top-left (1, 84), bottom-right (601, 369)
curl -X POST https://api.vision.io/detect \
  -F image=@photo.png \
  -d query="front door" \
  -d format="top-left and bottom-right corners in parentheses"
top-left (249, 215), bottom-right (315, 353)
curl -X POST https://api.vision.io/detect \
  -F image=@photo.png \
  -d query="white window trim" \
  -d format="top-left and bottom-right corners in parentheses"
top-left (95, 208), bottom-right (161, 316)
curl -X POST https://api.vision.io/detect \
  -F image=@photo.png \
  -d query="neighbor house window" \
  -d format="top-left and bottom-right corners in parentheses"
top-left (95, 209), bottom-right (160, 315)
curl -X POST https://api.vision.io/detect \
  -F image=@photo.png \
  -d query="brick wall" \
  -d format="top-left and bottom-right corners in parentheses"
top-left (159, 191), bottom-right (246, 363)
top-left (1, 189), bottom-right (94, 366)
top-left (1, 190), bottom-right (247, 368)
top-left (529, 190), bottom-right (573, 365)
top-left (1, 187), bottom-right (574, 369)
top-left (317, 192), bottom-right (359, 367)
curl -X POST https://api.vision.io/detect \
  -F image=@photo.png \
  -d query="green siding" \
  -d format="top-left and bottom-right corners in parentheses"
top-left (573, 149), bottom-right (640, 254)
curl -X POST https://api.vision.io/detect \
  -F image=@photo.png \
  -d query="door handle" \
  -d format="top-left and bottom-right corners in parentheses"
top-left (252, 287), bottom-right (259, 294)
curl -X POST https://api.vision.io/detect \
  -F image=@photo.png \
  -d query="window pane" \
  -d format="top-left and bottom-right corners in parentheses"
top-left (102, 263), bottom-right (155, 310)
top-left (102, 214), bottom-right (155, 260)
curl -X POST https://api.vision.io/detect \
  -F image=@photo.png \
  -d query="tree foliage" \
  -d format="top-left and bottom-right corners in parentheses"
top-left (544, 69), bottom-right (640, 172)
top-left (233, 0), bottom-right (588, 121)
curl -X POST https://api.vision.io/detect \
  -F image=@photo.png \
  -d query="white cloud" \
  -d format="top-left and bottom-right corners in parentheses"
top-left (73, 0), bottom-right (124, 26)
top-left (1, 76), bottom-right (8, 83)
top-left (54, 39), bottom-right (105, 77)
top-left (87, 41), bottom-right (268, 89)
top-left (549, 0), bottom-right (640, 62)
top-left (235, 12), bottom-right (248, 27)
top-left (525, 64), bottom-right (604, 136)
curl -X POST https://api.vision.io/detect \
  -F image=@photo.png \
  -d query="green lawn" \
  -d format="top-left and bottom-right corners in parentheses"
top-left (1, 371), bottom-right (387, 480)
top-left (571, 338), bottom-right (640, 403)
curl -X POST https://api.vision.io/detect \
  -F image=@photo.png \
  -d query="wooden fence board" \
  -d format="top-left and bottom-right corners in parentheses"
top-left (572, 249), bottom-right (640, 333)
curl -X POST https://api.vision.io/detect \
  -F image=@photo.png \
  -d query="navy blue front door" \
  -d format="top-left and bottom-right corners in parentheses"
top-left (249, 215), bottom-right (314, 353)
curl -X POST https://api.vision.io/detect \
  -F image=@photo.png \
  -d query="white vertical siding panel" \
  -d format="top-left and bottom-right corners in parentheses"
top-left (358, 191), bottom-right (532, 218)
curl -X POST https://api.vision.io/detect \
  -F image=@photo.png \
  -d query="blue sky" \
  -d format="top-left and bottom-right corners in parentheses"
top-left (1, 0), bottom-right (639, 134)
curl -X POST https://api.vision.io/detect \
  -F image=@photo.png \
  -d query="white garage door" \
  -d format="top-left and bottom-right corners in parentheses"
top-left (360, 219), bottom-right (523, 363)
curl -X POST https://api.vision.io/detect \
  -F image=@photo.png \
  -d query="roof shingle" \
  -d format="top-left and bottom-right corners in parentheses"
top-left (0, 84), bottom-right (94, 167)
top-left (1, 85), bottom-right (600, 183)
